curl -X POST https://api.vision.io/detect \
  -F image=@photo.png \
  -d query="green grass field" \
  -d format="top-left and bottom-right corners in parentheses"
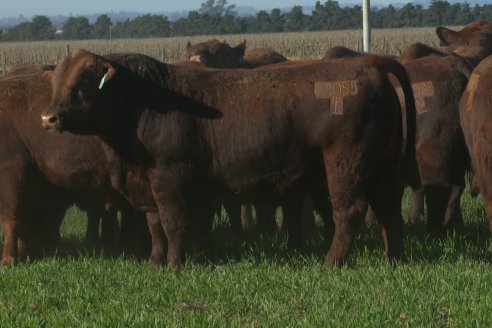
top-left (1, 189), bottom-right (491, 327)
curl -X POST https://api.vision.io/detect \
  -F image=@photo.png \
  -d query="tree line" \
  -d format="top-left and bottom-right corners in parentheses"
top-left (1, 0), bottom-right (492, 42)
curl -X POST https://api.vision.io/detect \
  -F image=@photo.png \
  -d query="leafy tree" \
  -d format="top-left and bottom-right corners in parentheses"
top-left (253, 11), bottom-right (272, 33)
top-left (112, 14), bottom-right (170, 38)
top-left (92, 14), bottom-right (112, 39)
top-left (270, 9), bottom-right (285, 32)
top-left (1, 15), bottom-right (55, 41)
top-left (199, 0), bottom-right (236, 16)
top-left (284, 5), bottom-right (306, 32)
top-left (423, 0), bottom-right (451, 26)
top-left (2, 1), bottom-right (492, 42)
top-left (62, 17), bottom-right (92, 40)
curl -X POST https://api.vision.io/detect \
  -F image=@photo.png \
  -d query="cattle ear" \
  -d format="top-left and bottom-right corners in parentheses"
top-left (41, 65), bottom-right (55, 79)
top-left (98, 62), bottom-right (116, 90)
top-left (436, 26), bottom-right (458, 45)
top-left (235, 40), bottom-right (246, 56)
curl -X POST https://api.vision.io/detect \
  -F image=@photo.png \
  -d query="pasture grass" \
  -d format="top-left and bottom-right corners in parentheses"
top-left (0, 189), bottom-right (491, 326)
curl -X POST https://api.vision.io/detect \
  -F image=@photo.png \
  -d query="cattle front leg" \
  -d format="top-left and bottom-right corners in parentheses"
top-left (311, 190), bottom-right (334, 249)
top-left (1, 217), bottom-right (18, 265)
top-left (425, 185), bottom-right (452, 237)
top-left (240, 204), bottom-right (252, 232)
top-left (223, 196), bottom-right (244, 240)
top-left (146, 212), bottom-right (167, 265)
top-left (408, 187), bottom-right (425, 223)
top-left (255, 203), bottom-right (279, 236)
top-left (101, 205), bottom-right (119, 253)
top-left (443, 184), bottom-right (464, 231)
top-left (281, 199), bottom-right (304, 250)
top-left (85, 207), bottom-right (101, 248)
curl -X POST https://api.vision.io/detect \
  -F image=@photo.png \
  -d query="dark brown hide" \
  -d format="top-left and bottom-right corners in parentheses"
top-left (0, 66), bottom-right (147, 264)
top-left (323, 33), bottom-right (484, 235)
top-left (186, 39), bottom-right (246, 68)
top-left (186, 39), bottom-right (287, 69)
top-left (42, 50), bottom-right (415, 266)
top-left (397, 42), bottom-right (448, 63)
top-left (459, 55), bottom-right (492, 232)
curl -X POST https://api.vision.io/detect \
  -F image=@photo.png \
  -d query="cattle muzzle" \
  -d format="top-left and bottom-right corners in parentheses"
top-left (41, 110), bottom-right (64, 132)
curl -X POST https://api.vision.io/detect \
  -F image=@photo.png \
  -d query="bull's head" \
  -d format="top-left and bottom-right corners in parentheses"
top-left (436, 20), bottom-right (492, 64)
top-left (185, 39), bottom-right (246, 68)
top-left (41, 49), bottom-right (116, 134)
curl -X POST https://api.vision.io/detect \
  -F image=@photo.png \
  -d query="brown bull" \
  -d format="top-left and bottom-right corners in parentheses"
top-left (323, 20), bottom-right (492, 236)
top-left (0, 65), bottom-right (148, 265)
top-left (41, 49), bottom-right (415, 266)
top-left (459, 55), bottom-right (492, 232)
top-left (186, 39), bottom-right (287, 68)
top-left (186, 40), bottom-right (294, 240)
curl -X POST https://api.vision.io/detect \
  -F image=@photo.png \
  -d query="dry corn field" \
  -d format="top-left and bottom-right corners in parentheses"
top-left (0, 26), bottom-right (450, 73)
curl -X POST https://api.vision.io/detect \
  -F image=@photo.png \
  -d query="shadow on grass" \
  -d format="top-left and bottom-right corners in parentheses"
top-left (1, 207), bottom-right (491, 267)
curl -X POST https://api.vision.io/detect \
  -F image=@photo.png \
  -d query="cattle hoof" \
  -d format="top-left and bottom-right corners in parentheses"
top-left (1, 256), bottom-right (16, 266)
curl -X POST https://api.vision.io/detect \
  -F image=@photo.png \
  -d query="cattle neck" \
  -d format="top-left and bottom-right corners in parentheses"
top-left (86, 62), bottom-right (161, 166)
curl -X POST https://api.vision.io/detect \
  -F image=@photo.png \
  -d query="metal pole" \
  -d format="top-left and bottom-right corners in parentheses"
top-left (363, 0), bottom-right (371, 53)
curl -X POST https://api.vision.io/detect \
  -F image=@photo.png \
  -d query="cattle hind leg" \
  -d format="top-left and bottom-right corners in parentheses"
top-left (368, 171), bottom-right (406, 262)
top-left (323, 153), bottom-right (368, 266)
top-left (425, 185), bottom-right (463, 237)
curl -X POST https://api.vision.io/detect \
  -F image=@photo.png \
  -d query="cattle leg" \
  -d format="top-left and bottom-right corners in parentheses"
top-left (443, 184), bottom-right (464, 231)
top-left (100, 205), bottom-right (118, 253)
top-left (300, 196), bottom-right (316, 243)
top-left (323, 151), bottom-right (368, 265)
top-left (120, 207), bottom-right (149, 258)
top-left (255, 203), bottom-right (278, 236)
top-left (223, 196), bottom-right (245, 240)
top-left (0, 167), bottom-right (27, 265)
top-left (281, 199), bottom-right (304, 249)
top-left (408, 187), bottom-right (425, 223)
top-left (17, 210), bottom-right (44, 262)
top-left (42, 202), bottom-right (69, 255)
top-left (311, 189), bottom-right (334, 249)
top-left (146, 212), bottom-right (167, 265)
top-left (368, 175), bottom-right (405, 261)
top-left (364, 205), bottom-right (377, 226)
top-left (240, 204), bottom-right (252, 231)
top-left (425, 185), bottom-right (452, 237)
top-left (85, 207), bottom-right (101, 247)
top-left (1, 217), bottom-right (18, 265)
top-left (324, 194), bottom-right (366, 265)
top-left (159, 203), bottom-right (188, 266)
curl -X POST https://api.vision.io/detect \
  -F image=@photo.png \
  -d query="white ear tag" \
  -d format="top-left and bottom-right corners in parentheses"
top-left (98, 73), bottom-right (108, 90)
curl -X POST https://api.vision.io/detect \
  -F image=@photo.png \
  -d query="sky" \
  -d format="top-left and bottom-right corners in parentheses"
top-left (0, 0), bottom-right (397, 18)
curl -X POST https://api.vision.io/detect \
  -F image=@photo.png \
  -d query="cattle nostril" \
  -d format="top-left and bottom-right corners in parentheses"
top-left (41, 114), bottom-right (60, 130)
top-left (48, 115), bottom-right (58, 124)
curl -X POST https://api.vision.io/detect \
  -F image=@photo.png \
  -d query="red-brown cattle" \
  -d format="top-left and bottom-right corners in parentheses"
top-left (397, 42), bottom-right (447, 63)
top-left (186, 39), bottom-right (246, 68)
top-left (459, 55), bottom-right (492, 232)
top-left (186, 39), bottom-right (287, 68)
top-left (186, 41), bottom-right (292, 239)
top-left (323, 20), bottom-right (492, 235)
top-left (41, 50), bottom-right (415, 266)
top-left (0, 65), bottom-right (148, 265)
